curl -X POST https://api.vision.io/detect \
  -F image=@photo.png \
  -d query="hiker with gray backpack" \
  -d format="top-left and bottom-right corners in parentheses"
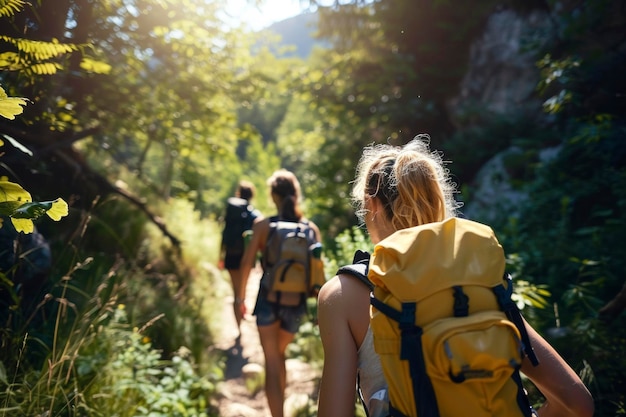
top-left (239, 169), bottom-right (324, 417)
top-left (317, 136), bottom-right (594, 417)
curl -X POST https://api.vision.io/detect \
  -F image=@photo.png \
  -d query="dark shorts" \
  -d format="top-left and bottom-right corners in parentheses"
top-left (224, 249), bottom-right (243, 270)
top-left (253, 289), bottom-right (307, 334)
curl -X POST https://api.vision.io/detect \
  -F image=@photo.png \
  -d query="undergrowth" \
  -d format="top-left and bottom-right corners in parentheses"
top-left (0, 197), bottom-right (226, 416)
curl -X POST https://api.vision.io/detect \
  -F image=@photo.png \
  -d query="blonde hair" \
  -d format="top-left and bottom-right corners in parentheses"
top-left (351, 134), bottom-right (460, 230)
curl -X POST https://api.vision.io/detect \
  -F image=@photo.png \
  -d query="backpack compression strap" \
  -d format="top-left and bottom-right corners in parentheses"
top-left (369, 296), bottom-right (440, 417)
top-left (261, 216), bottom-right (280, 271)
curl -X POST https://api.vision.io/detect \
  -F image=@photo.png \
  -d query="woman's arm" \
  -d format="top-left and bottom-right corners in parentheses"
top-left (317, 276), bottom-right (360, 417)
top-left (238, 219), bottom-right (267, 302)
top-left (521, 320), bottom-right (594, 417)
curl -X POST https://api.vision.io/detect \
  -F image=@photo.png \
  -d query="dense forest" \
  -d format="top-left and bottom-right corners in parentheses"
top-left (0, 0), bottom-right (624, 416)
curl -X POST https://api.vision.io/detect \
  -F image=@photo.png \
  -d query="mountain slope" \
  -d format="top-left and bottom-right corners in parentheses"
top-left (259, 13), bottom-right (327, 59)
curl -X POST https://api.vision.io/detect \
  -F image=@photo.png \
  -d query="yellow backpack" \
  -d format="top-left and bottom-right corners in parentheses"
top-left (261, 216), bottom-right (325, 306)
top-left (366, 217), bottom-right (539, 417)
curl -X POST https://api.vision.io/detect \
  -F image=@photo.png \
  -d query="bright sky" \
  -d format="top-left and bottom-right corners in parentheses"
top-left (223, 0), bottom-right (310, 31)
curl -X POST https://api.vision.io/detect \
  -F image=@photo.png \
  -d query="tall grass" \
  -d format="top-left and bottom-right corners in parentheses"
top-left (0, 196), bottom-right (228, 416)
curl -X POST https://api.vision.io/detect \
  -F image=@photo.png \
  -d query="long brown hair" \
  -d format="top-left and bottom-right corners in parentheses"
top-left (267, 169), bottom-right (303, 221)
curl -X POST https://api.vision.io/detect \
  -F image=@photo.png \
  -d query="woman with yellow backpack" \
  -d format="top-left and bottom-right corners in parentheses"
top-left (239, 169), bottom-right (322, 417)
top-left (317, 135), bottom-right (594, 417)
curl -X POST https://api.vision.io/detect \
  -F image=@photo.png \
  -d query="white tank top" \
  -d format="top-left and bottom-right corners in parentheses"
top-left (357, 326), bottom-right (389, 417)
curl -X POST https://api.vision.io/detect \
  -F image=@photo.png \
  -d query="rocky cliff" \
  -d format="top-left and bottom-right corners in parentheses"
top-left (447, 9), bottom-right (556, 222)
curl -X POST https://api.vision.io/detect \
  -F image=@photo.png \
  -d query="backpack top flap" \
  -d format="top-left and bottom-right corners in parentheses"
top-left (226, 197), bottom-right (248, 217)
top-left (223, 197), bottom-right (256, 247)
top-left (264, 218), bottom-right (313, 267)
top-left (226, 197), bottom-right (254, 224)
top-left (369, 217), bottom-right (506, 302)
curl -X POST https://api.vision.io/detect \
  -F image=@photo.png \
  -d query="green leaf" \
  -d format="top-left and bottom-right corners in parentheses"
top-left (0, 0), bottom-right (26, 19)
top-left (0, 180), bottom-right (32, 203)
top-left (10, 217), bottom-right (33, 233)
top-left (0, 200), bottom-right (23, 216)
top-left (11, 201), bottom-right (51, 219)
top-left (0, 182), bottom-right (67, 234)
top-left (46, 198), bottom-right (69, 220)
top-left (0, 86), bottom-right (28, 120)
top-left (79, 57), bottom-right (112, 74)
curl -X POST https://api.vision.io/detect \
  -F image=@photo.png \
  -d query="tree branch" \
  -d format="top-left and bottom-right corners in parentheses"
top-left (50, 145), bottom-right (182, 252)
top-left (599, 281), bottom-right (626, 323)
top-left (0, 122), bottom-right (182, 252)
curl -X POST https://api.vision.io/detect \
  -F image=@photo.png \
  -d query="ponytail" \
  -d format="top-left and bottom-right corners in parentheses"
top-left (267, 169), bottom-right (303, 221)
top-left (280, 195), bottom-right (300, 222)
top-left (352, 135), bottom-right (460, 230)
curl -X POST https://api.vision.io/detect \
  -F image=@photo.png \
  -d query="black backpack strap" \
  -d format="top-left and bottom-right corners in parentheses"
top-left (363, 246), bottom-right (439, 417)
top-left (336, 250), bottom-right (374, 291)
top-left (262, 216), bottom-right (280, 267)
top-left (493, 273), bottom-right (540, 366)
top-left (268, 215), bottom-right (280, 224)
top-left (371, 296), bottom-right (440, 417)
top-left (493, 274), bottom-right (536, 417)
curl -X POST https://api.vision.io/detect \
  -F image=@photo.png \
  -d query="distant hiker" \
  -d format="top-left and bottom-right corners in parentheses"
top-left (239, 169), bottom-right (322, 417)
top-left (317, 136), bottom-right (594, 417)
top-left (220, 180), bottom-right (262, 339)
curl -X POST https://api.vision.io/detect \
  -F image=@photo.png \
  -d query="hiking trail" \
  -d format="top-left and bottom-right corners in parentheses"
top-left (211, 265), bottom-right (320, 417)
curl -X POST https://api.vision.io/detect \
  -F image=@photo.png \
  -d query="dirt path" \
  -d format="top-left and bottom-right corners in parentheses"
top-left (211, 266), bottom-right (319, 417)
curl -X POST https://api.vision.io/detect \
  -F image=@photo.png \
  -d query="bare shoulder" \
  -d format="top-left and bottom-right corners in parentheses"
top-left (318, 275), bottom-right (342, 306)
top-left (249, 217), bottom-right (271, 248)
top-left (319, 273), bottom-right (370, 310)
top-left (319, 272), bottom-right (371, 348)
top-left (318, 275), bottom-right (357, 327)
top-left (253, 217), bottom-right (271, 232)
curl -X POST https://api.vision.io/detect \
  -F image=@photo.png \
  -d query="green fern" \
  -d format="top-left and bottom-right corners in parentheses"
top-left (0, 3), bottom-right (109, 76)
top-left (0, 51), bottom-right (19, 70)
top-left (0, 36), bottom-right (78, 74)
top-left (30, 62), bottom-right (63, 75)
top-left (0, 36), bottom-right (78, 60)
top-left (0, 0), bottom-right (25, 18)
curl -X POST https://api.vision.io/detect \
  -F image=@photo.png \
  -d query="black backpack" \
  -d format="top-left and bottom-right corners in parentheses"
top-left (222, 197), bottom-right (257, 255)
